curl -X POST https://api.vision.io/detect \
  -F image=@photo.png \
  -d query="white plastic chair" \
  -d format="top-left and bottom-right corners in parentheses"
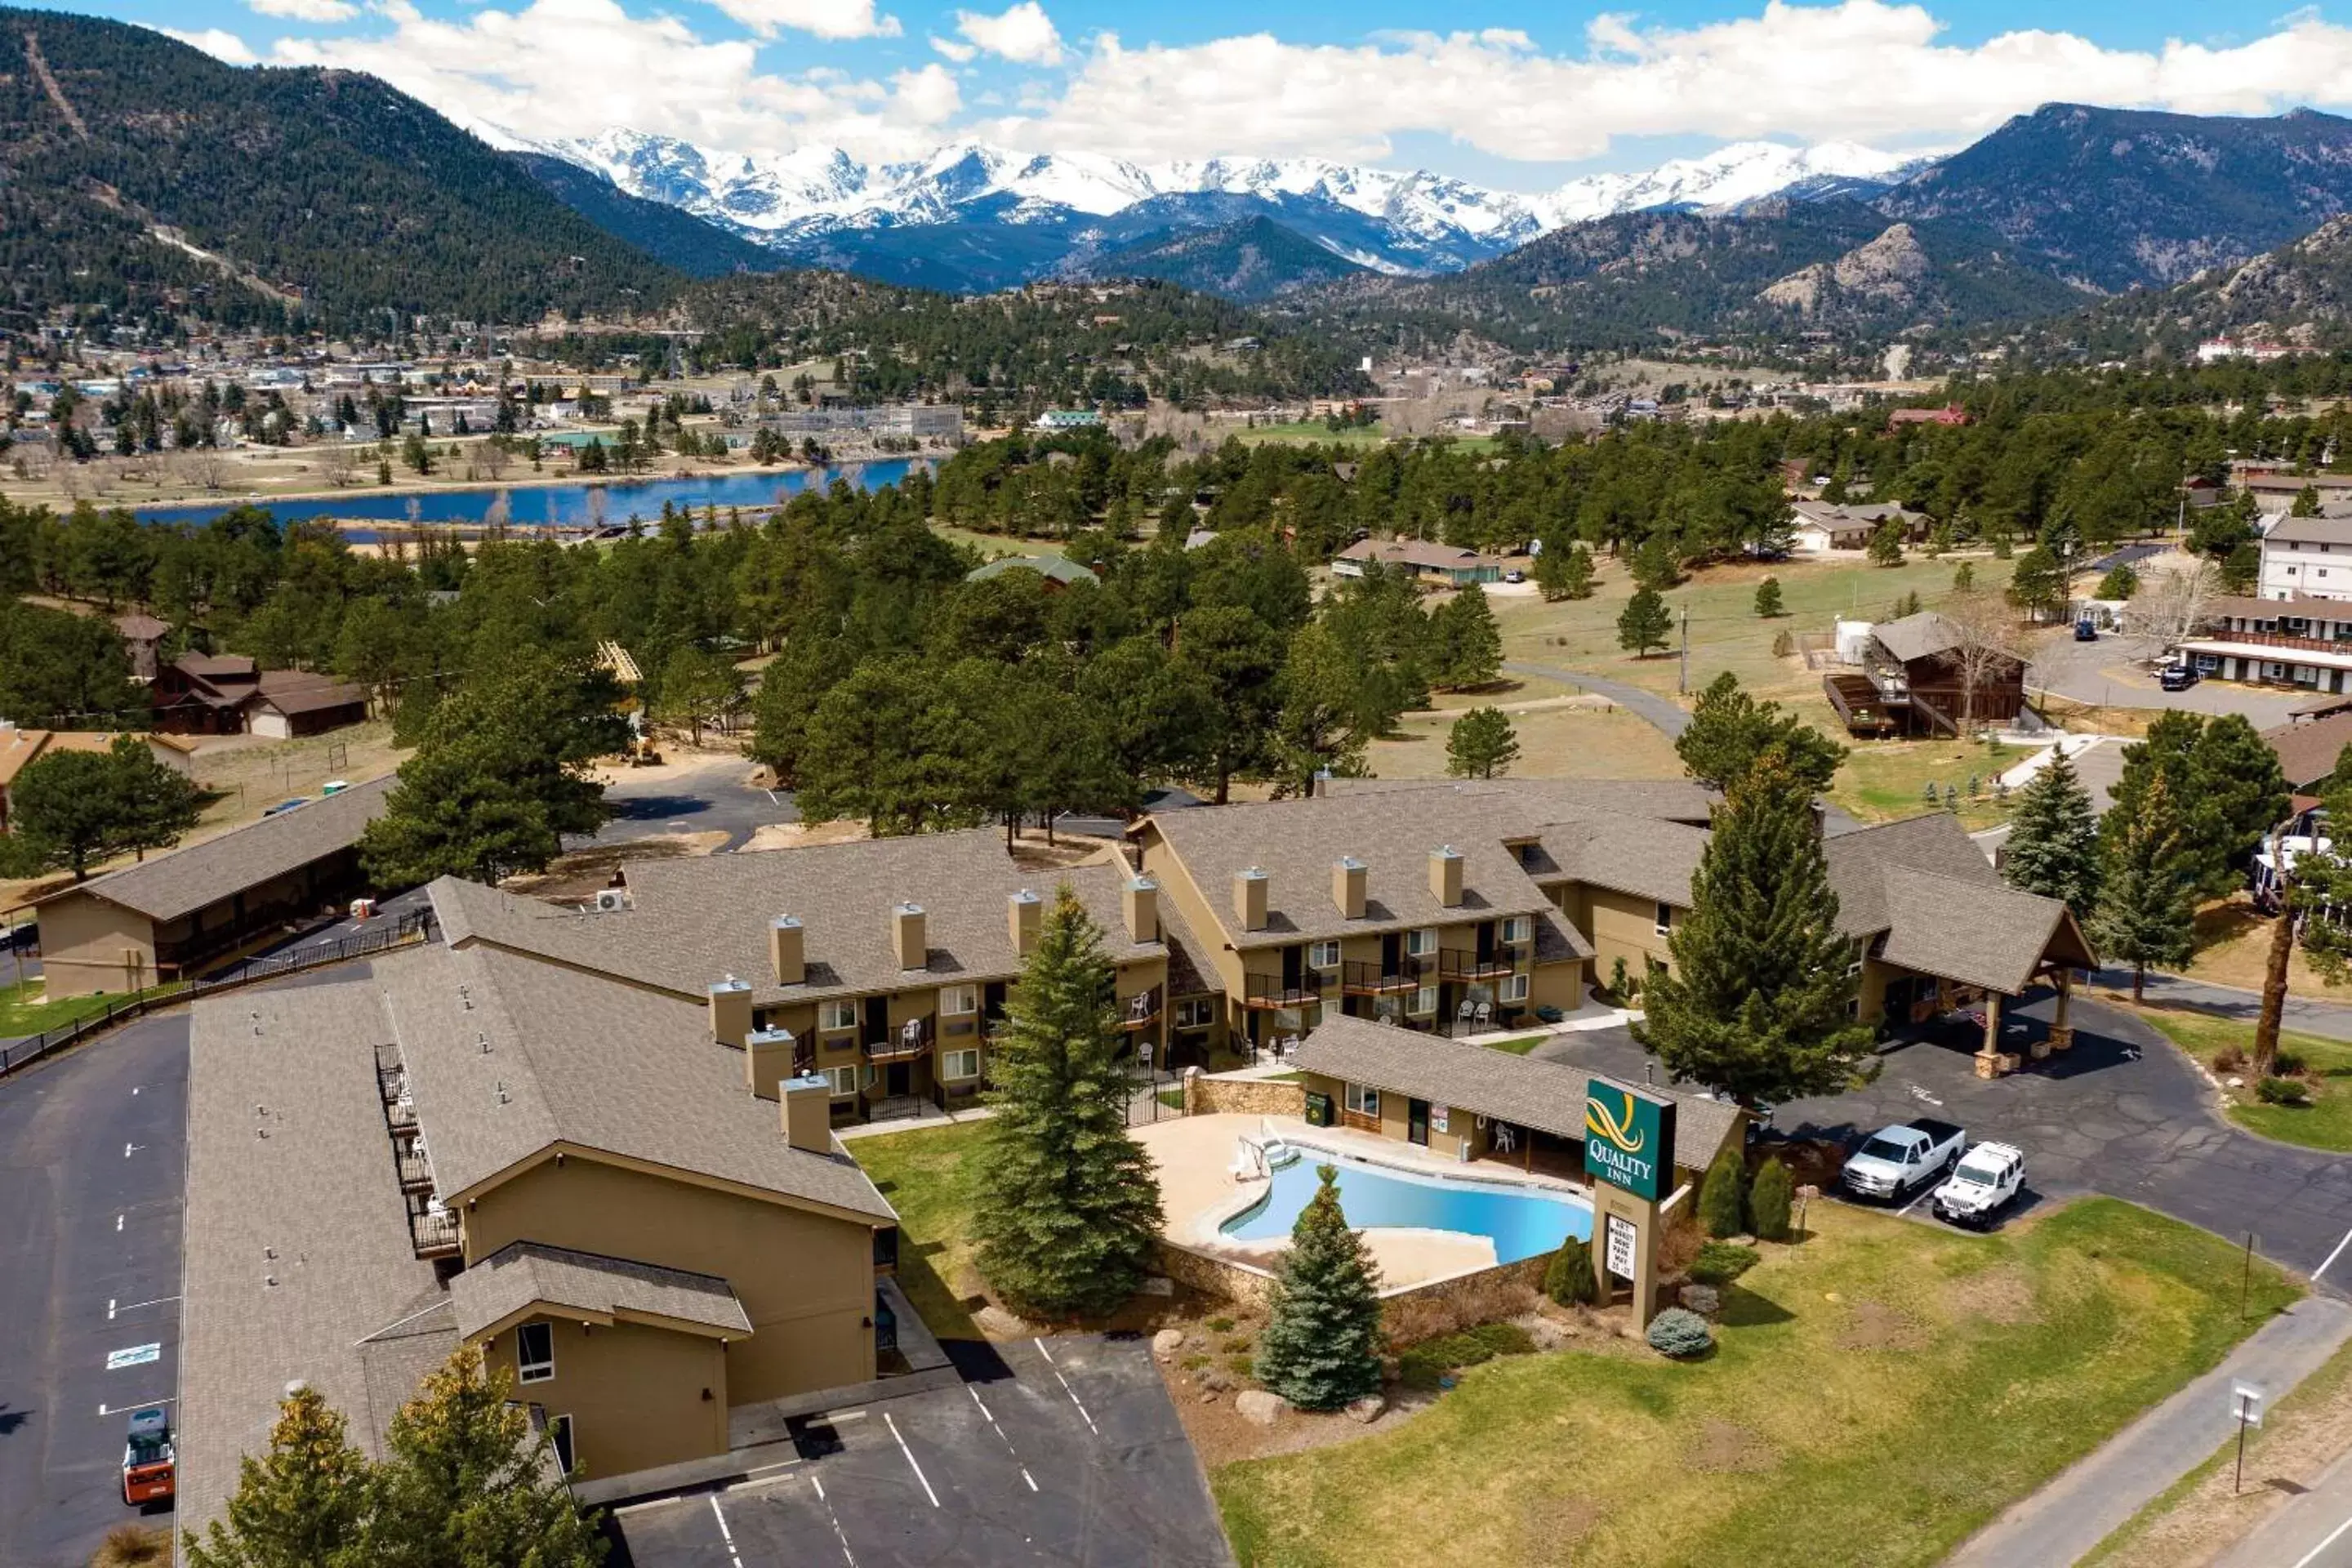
top-left (1474, 1001), bottom-right (1494, 1028)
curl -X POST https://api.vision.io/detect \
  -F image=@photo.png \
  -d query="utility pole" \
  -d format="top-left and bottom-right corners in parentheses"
top-left (2253, 823), bottom-right (2295, 1080)
top-left (1677, 604), bottom-right (1690, 695)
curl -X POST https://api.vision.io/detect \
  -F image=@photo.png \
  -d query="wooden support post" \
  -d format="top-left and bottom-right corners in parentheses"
top-left (1975, 991), bottom-right (2005, 1079)
top-left (2049, 967), bottom-right (2074, 1052)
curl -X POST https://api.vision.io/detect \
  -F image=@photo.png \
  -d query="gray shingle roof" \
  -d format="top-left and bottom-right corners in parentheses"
top-left (1822, 813), bottom-right (2092, 991)
top-left (1289, 1013), bottom-right (1741, 1166)
top-left (47, 773), bottom-right (394, 922)
top-left (1870, 611), bottom-right (1966, 665)
top-left (377, 942), bottom-right (896, 1220)
top-left (2263, 514), bottom-right (2352, 548)
top-left (1321, 776), bottom-right (1717, 824)
top-left (180, 978), bottom-right (447, 1539)
top-left (449, 1242), bottom-right (752, 1339)
top-left (249, 670), bottom-right (369, 717)
top-left (2262, 710), bottom-right (2352, 789)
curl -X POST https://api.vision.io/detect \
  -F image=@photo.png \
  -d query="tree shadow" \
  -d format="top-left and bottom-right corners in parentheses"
top-left (0, 1404), bottom-right (28, 1437)
top-left (1715, 1285), bottom-right (1797, 1330)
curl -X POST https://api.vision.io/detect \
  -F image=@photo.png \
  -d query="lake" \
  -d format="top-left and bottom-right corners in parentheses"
top-left (131, 460), bottom-right (920, 540)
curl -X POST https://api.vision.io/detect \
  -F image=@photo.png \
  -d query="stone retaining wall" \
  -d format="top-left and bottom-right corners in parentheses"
top-left (1151, 1240), bottom-right (1274, 1310)
top-left (1181, 1069), bottom-right (1307, 1119)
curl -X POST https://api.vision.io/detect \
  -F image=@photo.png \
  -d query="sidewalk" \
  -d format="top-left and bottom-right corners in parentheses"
top-left (2087, 970), bottom-right (2352, 1045)
top-left (1944, 1296), bottom-right (2352, 1568)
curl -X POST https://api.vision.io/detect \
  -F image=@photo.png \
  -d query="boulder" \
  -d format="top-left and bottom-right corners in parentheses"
top-left (1200, 1369), bottom-right (1235, 1392)
top-left (1680, 1284), bottom-right (1722, 1316)
top-left (1345, 1394), bottom-right (1386, 1424)
top-left (1152, 1328), bottom-right (1186, 1361)
top-left (1235, 1390), bottom-right (1289, 1427)
top-left (973, 1305), bottom-right (1031, 1338)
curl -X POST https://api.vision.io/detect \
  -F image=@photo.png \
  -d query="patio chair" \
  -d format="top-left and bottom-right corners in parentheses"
top-left (900, 1018), bottom-right (923, 1048)
top-left (1473, 1002), bottom-right (1494, 1028)
top-left (1457, 1000), bottom-right (1477, 1023)
top-left (1491, 1124), bottom-right (1516, 1155)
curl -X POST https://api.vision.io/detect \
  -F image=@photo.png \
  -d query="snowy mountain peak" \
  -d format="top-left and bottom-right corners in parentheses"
top-left (1535, 140), bottom-right (1924, 226)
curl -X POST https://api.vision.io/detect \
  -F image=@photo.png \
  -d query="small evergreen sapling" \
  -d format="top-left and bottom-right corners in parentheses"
top-left (1544, 1235), bottom-right (1598, 1307)
top-left (1699, 1147), bottom-right (1748, 1239)
top-left (1255, 1165), bottom-right (1385, 1410)
top-left (1753, 576), bottom-right (1784, 617)
top-left (1748, 1156), bottom-right (1794, 1241)
top-left (1646, 1307), bottom-right (1713, 1358)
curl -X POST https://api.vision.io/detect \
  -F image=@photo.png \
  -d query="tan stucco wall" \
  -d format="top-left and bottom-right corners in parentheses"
top-left (1576, 887), bottom-right (1681, 985)
top-left (35, 892), bottom-right (158, 998)
top-left (478, 1315), bottom-right (729, 1481)
top-left (461, 1155), bottom-right (877, 1405)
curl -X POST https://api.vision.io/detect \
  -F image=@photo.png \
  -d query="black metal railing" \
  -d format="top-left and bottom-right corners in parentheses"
top-left (1119, 985), bottom-right (1164, 1029)
top-left (865, 1015), bottom-right (934, 1061)
top-left (1437, 951), bottom-right (1517, 981)
top-left (1241, 971), bottom-right (1321, 1008)
top-left (1340, 959), bottom-right (1424, 993)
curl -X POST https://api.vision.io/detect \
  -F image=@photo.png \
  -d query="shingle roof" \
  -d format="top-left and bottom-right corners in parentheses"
top-left (2203, 594), bottom-right (2352, 621)
top-left (1335, 537), bottom-right (1483, 570)
top-left (964, 555), bottom-right (1098, 586)
top-left (434, 832), bottom-right (1164, 1007)
top-left (1321, 776), bottom-right (1718, 824)
top-left (1821, 813), bottom-right (2092, 991)
top-left (2264, 514), bottom-right (2352, 547)
top-left (1289, 1013), bottom-right (1742, 1165)
top-left (111, 612), bottom-right (171, 640)
top-left (42, 773), bottom-right (394, 922)
top-left (180, 978), bottom-right (448, 1539)
top-left (1537, 813), bottom-right (1713, 906)
top-left (2262, 711), bottom-right (2352, 788)
top-left (249, 670), bottom-right (369, 716)
top-left (448, 1242), bottom-right (752, 1340)
top-left (1870, 611), bottom-right (1967, 665)
top-left (377, 942), bottom-right (896, 1220)
top-left (0, 728), bottom-right (120, 790)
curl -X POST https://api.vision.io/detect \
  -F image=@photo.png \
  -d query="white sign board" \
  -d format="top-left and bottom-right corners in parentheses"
top-left (2231, 1381), bottom-right (2265, 1428)
top-left (1604, 1213), bottom-right (1637, 1281)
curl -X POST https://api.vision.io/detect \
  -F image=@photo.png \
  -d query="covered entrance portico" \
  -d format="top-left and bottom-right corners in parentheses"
top-left (1864, 895), bottom-right (2099, 1080)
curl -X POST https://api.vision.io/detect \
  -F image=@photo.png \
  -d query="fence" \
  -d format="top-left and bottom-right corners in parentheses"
top-left (0, 910), bottom-right (436, 1079)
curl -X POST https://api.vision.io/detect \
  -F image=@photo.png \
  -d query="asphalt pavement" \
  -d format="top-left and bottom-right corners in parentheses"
top-left (591, 758), bottom-right (798, 853)
top-left (2029, 632), bottom-right (2305, 725)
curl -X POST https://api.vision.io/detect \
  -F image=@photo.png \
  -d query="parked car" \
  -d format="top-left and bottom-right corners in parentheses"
top-left (121, 1405), bottom-right (174, 1508)
top-left (2159, 663), bottom-right (2198, 692)
top-left (2074, 617), bottom-right (2099, 641)
top-left (1503, 569), bottom-right (1526, 583)
top-left (1931, 1142), bottom-right (2026, 1228)
top-left (1840, 1119), bottom-right (1966, 1200)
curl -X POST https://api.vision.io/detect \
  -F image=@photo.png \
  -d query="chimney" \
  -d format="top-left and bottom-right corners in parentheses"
top-left (1123, 876), bottom-right (1159, 944)
top-left (1429, 845), bottom-right (1463, 908)
top-left (892, 903), bottom-right (926, 971)
top-left (1233, 867), bottom-right (1269, 932)
top-left (1333, 856), bottom-right (1367, 920)
top-left (782, 1073), bottom-right (833, 1155)
top-left (707, 975), bottom-right (752, 1049)
top-left (745, 1025), bottom-right (797, 1099)
top-left (1009, 889), bottom-right (1042, 956)
top-left (768, 915), bottom-right (804, 986)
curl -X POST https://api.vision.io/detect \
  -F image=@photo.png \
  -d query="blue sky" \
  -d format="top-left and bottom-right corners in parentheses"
top-left (79, 0), bottom-right (2352, 189)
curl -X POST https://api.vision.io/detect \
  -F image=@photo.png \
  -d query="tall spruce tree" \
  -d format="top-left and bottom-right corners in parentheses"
top-left (1428, 588), bottom-right (1503, 691)
top-left (1618, 586), bottom-right (1673, 657)
top-left (183, 1384), bottom-right (372, 1568)
top-left (2002, 745), bottom-right (2101, 920)
top-left (2187, 715), bottom-right (2291, 898)
top-left (1254, 1165), bottom-right (1384, 1410)
top-left (1676, 672), bottom-right (1846, 793)
top-left (1634, 749), bottom-right (1875, 1107)
top-left (2092, 769), bottom-right (2198, 1002)
top-left (1446, 706), bottom-right (1520, 779)
top-left (969, 887), bottom-right (1163, 1318)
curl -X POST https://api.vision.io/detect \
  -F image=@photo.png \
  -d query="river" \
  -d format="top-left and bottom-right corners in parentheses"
top-left (131, 460), bottom-right (920, 541)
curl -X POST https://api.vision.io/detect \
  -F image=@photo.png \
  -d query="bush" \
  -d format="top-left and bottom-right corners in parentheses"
top-left (1699, 1147), bottom-right (1748, 1239)
top-left (1544, 1236), bottom-right (1599, 1306)
top-left (2212, 1045), bottom-right (2246, 1073)
top-left (1688, 1241), bottom-right (1761, 1286)
top-left (1770, 629), bottom-right (1795, 657)
top-left (1646, 1307), bottom-right (1714, 1358)
top-left (2273, 1049), bottom-right (2307, 1078)
top-left (1396, 1323), bottom-right (1539, 1388)
top-left (2257, 1076), bottom-right (2311, 1106)
top-left (1205, 1315), bottom-right (1236, 1334)
top-left (94, 1526), bottom-right (170, 1568)
top-left (1749, 1156), bottom-right (1793, 1241)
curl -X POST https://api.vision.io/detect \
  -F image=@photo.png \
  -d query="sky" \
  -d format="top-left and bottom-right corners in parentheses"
top-left (79, 0), bottom-right (2352, 191)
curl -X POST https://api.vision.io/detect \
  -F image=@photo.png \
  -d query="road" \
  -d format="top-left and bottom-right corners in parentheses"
top-left (2029, 632), bottom-right (2305, 725)
top-left (591, 756), bottom-right (797, 853)
top-left (0, 1009), bottom-right (189, 1566)
top-left (2089, 970), bottom-right (2352, 1045)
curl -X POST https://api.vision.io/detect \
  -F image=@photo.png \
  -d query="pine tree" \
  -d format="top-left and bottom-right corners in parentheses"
top-left (1749, 1157), bottom-right (1794, 1241)
top-left (1634, 750), bottom-right (1875, 1107)
top-left (1953, 561), bottom-right (1976, 593)
top-left (1753, 576), bottom-right (1783, 617)
top-left (2093, 769), bottom-right (2199, 1002)
top-left (1539, 543), bottom-right (1594, 600)
top-left (1618, 586), bottom-right (1673, 658)
top-left (182, 1384), bottom-right (371, 1568)
top-left (969, 887), bottom-right (1163, 1318)
top-left (1544, 1235), bottom-right (1597, 1306)
top-left (1677, 672), bottom-right (1846, 793)
top-left (1699, 1147), bottom-right (1747, 1238)
top-left (1428, 589), bottom-right (1502, 691)
top-left (1866, 522), bottom-right (1903, 566)
top-left (2188, 715), bottom-right (2291, 898)
top-left (1446, 706), bottom-right (1520, 779)
top-left (1254, 1165), bottom-right (1384, 1410)
top-left (2002, 745), bottom-right (2101, 920)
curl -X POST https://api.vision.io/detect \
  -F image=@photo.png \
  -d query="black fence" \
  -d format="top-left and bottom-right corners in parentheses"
top-left (0, 911), bottom-right (436, 1080)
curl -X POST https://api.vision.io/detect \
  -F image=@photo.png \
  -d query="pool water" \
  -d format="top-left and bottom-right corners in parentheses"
top-left (1221, 1147), bottom-right (1592, 1263)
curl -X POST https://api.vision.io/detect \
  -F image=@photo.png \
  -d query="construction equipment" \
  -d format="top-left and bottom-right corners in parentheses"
top-left (121, 1405), bottom-right (175, 1507)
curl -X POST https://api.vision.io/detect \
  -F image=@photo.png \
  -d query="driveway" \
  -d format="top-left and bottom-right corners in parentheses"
top-left (592, 755), bottom-right (798, 854)
top-left (2029, 632), bottom-right (2305, 725)
top-left (607, 1337), bottom-right (1232, 1568)
top-left (1535, 993), bottom-right (2352, 1285)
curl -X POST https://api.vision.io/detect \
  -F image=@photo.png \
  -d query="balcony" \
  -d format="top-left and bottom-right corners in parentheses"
top-left (409, 1204), bottom-right (460, 1260)
top-left (1341, 959), bottom-right (1424, 994)
top-left (1241, 971), bottom-right (1321, 1009)
top-left (1437, 950), bottom-right (1518, 982)
top-left (865, 1014), bottom-right (934, 1062)
top-left (394, 1138), bottom-right (434, 1193)
top-left (1119, 985), bottom-right (1164, 1030)
top-left (2202, 626), bottom-right (2352, 657)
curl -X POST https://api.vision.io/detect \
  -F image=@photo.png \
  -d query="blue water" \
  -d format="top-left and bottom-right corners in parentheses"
top-left (131, 460), bottom-right (918, 539)
top-left (1222, 1147), bottom-right (1592, 1263)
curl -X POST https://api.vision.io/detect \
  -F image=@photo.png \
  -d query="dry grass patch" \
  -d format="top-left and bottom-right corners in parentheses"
top-left (1366, 702), bottom-right (1685, 782)
top-left (1835, 1298), bottom-right (1931, 1352)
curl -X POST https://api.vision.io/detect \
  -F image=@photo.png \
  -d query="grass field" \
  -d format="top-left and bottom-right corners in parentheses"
top-left (1365, 702), bottom-right (1685, 783)
top-left (1480, 1036), bottom-right (1548, 1056)
top-left (1214, 1199), bottom-right (2296, 1568)
top-left (1830, 737), bottom-right (2023, 831)
top-left (851, 1119), bottom-right (992, 1339)
top-left (2129, 1004), bottom-right (2352, 1152)
top-left (1232, 421), bottom-right (1392, 448)
top-left (0, 978), bottom-right (180, 1037)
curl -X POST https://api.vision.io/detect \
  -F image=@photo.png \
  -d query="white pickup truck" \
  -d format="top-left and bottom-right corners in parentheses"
top-left (1931, 1143), bottom-right (2026, 1228)
top-left (1840, 1119), bottom-right (1966, 1201)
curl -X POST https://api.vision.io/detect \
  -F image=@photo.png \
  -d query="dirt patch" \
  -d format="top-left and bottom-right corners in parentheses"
top-left (502, 831), bottom-right (728, 901)
top-left (1008, 834), bottom-right (1125, 872)
top-left (1516, 1493), bottom-right (1603, 1565)
top-left (1686, 1419), bottom-right (1777, 1473)
top-left (742, 820), bottom-right (871, 853)
top-left (1837, 1299), bottom-right (1930, 1352)
top-left (1947, 1263), bottom-right (2040, 1327)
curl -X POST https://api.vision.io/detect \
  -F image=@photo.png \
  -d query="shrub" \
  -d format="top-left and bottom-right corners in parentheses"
top-left (1770, 628), bottom-right (1795, 657)
top-left (1699, 1147), bottom-right (1748, 1239)
top-left (1545, 1235), bottom-right (1599, 1306)
top-left (1205, 1315), bottom-right (1236, 1334)
top-left (1396, 1323), bottom-right (1538, 1388)
top-left (1607, 956), bottom-right (1633, 1004)
top-left (1646, 1307), bottom-right (1714, 1358)
top-left (2273, 1049), bottom-right (2307, 1078)
top-left (94, 1526), bottom-right (170, 1568)
top-left (1688, 1241), bottom-right (1761, 1286)
top-left (1222, 1335), bottom-right (1253, 1353)
top-left (2212, 1045), bottom-right (2246, 1073)
top-left (1225, 1353), bottom-right (1256, 1377)
top-left (1749, 1156), bottom-right (1794, 1242)
top-left (2257, 1076), bottom-right (2311, 1106)
top-left (1396, 1348), bottom-right (1446, 1390)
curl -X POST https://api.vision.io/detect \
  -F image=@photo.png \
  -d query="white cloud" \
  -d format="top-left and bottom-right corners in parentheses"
top-left (929, 33), bottom-right (977, 64)
top-left (160, 26), bottom-right (258, 64)
top-left (267, 0), bottom-right (951, 158)
top-left (246, 0), bottom-right (359, 22)
top-left (950, 2), bottom-right (1062, 66)
top-left (702, 0), bottom-right (900, 41)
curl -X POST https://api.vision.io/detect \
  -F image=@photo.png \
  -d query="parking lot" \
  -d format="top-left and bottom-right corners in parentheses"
top-left (606, 1338), bottom-right (1234, 1568)
top-left (0, 1008), bottom-right (189, 1565)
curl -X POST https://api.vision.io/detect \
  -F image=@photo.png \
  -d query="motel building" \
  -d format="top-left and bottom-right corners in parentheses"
top-left (2178, 595), bottom-right (2352, 694)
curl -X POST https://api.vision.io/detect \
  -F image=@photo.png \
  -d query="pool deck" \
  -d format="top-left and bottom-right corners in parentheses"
top-left (1134, 1114), bottom-right (1591, 1291)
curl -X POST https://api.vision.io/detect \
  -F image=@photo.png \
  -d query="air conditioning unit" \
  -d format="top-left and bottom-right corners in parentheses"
top-left (594, 889), bottom-right (626, 914)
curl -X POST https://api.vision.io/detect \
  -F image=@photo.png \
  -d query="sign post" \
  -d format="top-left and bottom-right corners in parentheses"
top-left (1584, 1078), bottom-right (1679, 1328)
top-left (2230, 1381), bottom-right (2265, 1494)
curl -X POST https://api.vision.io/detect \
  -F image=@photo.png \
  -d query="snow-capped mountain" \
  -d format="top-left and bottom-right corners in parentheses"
top-left (1534, 141), bottom-right (1927, 225)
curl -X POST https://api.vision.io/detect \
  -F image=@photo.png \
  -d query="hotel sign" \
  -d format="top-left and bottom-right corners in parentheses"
top-left (1584, 1078), bottom-right (1677, 1203)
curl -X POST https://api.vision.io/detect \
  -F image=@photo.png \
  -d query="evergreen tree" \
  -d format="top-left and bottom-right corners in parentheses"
top-left (1676, 672), bottom-right (1846, 793)
top-left (1544, 1234), bottom-right (1597, 1306)
top-left (1427, 588), bottom-right (1503, 690)
top-left (182, 1383), bottom-right (371, 1568)
top-left (2293, 483), bottom-right (2323, 518)
top-left (1254, 1165), bottom-right (1384, 1410)
top-left (2188, 715), bottom-right (2291, 898)
top-left (1866, 522), bottom-right (1903, 566)
top-left (969, 888), bottom-right (1163, 1318)
top-left (1633, 750), bottom-right (1874, 1107)
top-left (2093, 769), bottom-right (2198, 1001)
top-left (1953, 561), bottom-right (1975, 593)
top-left (1631, 536), bottom-right (1681, 590)
top-left (1699, 1147), bottom-right (1748, 1238)
top-left (1752, 576), bottom-right (1783, 617)
top-left (1748, 1157), bottom-right (1794, 1241)
top-left (1539, 542), bottom-right (1594, 600)
top-left (1445, 706), bottom-right (1520, 779)
top-left (2006, 546), bottom-right (2069, 621)
top-left (2295, 750), bottom-right (2352, 982)
top-left (2001, 745), bottom-right (2101, 920)
top-left (2096, 564), bottom-right (2139, 600)
top-left (1617, 586), bottom-right (1673, 658)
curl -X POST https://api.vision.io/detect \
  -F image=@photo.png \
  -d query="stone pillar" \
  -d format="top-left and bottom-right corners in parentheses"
top-left (2048, 968), bottom-right (2075, 1052)
top-left (1975, 991), bottom-right (2006, 1079)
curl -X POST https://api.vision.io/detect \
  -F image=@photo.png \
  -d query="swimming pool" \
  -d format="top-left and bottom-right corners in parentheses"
top-left (1220, 1146), bottom-right (1592, 1264)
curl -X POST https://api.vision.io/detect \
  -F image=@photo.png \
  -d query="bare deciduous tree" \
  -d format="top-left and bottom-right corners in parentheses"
top-left (2126, 559), bottom-right (2216, 647)
top-left (1940, 590), bottom-right (2023, 732)
top-left (318, 440), bottom-right (358, 488)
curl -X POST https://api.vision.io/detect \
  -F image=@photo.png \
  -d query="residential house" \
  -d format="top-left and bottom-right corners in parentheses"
top-left (2256, 507), bottom-right (2352, 602)
top-left (964, 556), bottom-right (1101, 591)
top-left (2261, 708), bottom-right (2352, 793)
top-left (243, 670), bottom-right (369, 737)
top-left (1822, 610), bottom-right (2028, 737)
top-left (2177, 595), bottom-right (2352, 694)
top-left (153, 652), bottom-right (260, 734)
top-left (112, 612), bottom-right (172, 682)
top-left (1330, 538), bottom-right (1503, 587)
top-left (1788, 500), bottom-right (1930, 554)
top-left (1886, 404), bottom-right (1971, 428)
top-left (0, 724), bottom-right (194, 834)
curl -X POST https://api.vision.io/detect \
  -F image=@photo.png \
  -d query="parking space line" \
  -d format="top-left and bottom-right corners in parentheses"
top-left (98, 1395), bottom-right (173, 1416)
top-left (707, 1496), bottom-right (746, 1568)
top-left (2316, 1223), bottom-right (2352, 1283)
top-left (882, 1411), bottom-right (939, 1507)
top-left (1035, 1337), bottom-right (1101, 1436)
top-left (969, 1387), bottom-right (1039, 1491)
top-left (809, 1477), bottom-right (859, 1566)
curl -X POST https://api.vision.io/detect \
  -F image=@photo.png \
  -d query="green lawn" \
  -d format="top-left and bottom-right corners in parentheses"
top-left (1829, 738), bottom-right (2023, 831)
top-left (850, 1120), bottom-right (991, 1339)
top-left (1481, 1036), bottom-right (1548, 1056)
top-left (1234, 421), bottom-right (1392, 447)
top-left (0, 979), bottom-right (178, 1037)
top-left (1214, 1199), bottom-right (2296, 1568)
top-left (2132, 1005), bottom-right (2352, 1151)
